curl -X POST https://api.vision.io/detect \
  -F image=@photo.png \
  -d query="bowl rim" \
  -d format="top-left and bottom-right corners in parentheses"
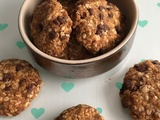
top-left (18, 0), bottom-right (139, 65)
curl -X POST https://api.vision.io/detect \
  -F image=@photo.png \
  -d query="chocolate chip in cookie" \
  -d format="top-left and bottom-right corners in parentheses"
top-left (120, 60), bottom-right (160, 119)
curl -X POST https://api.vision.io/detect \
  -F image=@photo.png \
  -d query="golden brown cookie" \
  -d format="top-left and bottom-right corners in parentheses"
top-left (66, 32), bottom-right (94, 60)
top-left (57, 0), bottom-right (76, 15)
top-left (120, 60), bottom-right (160, 120)
top-left (71, 0), bottom-right (126, 54)
top-left (0, 59), bottom-right (43, 116)
top-left (30, 0), bottom-right (72, 58)
top-left (54, 104), bottom-right (104, 120)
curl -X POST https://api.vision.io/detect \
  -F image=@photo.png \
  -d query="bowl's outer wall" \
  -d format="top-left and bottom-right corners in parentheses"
top-left (28, 33), bottom-right (135, 78)
top-left (19, 0), bottom-right (138, 78)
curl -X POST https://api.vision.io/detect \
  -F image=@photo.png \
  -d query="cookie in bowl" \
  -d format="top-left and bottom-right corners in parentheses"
top-left (19, 0), bottom-right (138, 78)
top-left (72, 0), bottom-right (126, 54)
top-left (120, 60), bottom-right (160, 119)
top-left (0, 59), bottom-right (43, 116)
top-left (65, 31), bottom-right (94, 60)
top-left (30, 0), bottom-right (73, 58)
top-left (54, 104), bottom-right (104, 120)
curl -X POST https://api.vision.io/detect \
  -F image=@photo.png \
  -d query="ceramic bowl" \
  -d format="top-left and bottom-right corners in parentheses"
top-left (18, 0), bottom-right (138, 78)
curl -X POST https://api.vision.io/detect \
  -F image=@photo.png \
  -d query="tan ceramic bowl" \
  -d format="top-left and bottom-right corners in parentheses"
top-left (18, 0), bottom-right (138, 78)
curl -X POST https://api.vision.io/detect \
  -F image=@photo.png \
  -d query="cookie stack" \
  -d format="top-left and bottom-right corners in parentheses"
top-left (30, 0), bottom-right (126, 60)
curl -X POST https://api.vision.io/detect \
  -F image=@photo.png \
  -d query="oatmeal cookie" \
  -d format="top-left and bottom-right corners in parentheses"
top-left (54, 104), bottom-right (104, 120)
top-left (120, 60), bottom-right (160, 120)
top-left (0, 59), bottom-right (43, 116)
top-left (57, 0), bottom-right (76, 15)
top-left (72, 0), bottom-right (126, 54)
top-left (30, 0), bottom-right (72, 58)
top-left (66, 32), bottom-right (94, 60)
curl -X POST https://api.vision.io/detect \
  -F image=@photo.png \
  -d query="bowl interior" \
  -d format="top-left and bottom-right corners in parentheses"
top-left (19, 0), bottom-right (138, 64)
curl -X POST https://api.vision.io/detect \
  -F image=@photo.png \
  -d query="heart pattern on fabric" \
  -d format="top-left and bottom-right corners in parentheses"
top-left (0, 23), bottom-right (8, 31)
top-left (96, 107), bottom-right (103, 114)
top-left (116, 82), bottom-right (122, 90)
top-left (61, 82), bottom-right (74, 92)
top-left (31, 108), bottom-right (45, 119)
top-left (16, 41), bottom-right (26, 49)
top-left (138, 20), bottom-right (148, 27)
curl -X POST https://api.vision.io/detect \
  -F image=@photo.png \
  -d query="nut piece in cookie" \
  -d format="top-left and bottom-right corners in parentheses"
top-left (54, 104), bottom-right (104, 120)
top-left (72, 0), bottom-right (126, 54)
top-left (119, 60), bottom-right (160, 120)
top-left (0, 59), bottom-right (43, 116)
top-left (30, 0), bottom-right (72, 58)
